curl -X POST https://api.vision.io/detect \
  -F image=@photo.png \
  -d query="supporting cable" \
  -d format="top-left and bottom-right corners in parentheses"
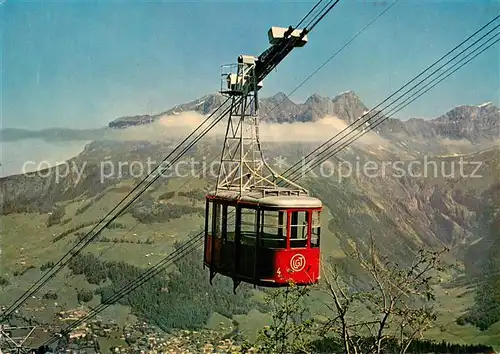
top-left (0, 98), bottom-right (232, 321)
top-left (280, 16), bottom-right (500, 182)
top-left (303, 34), bottom-right (500, 174)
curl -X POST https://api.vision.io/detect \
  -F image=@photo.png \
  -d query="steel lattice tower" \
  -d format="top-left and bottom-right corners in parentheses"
top-left (215, 54), bottom-right (307, 197)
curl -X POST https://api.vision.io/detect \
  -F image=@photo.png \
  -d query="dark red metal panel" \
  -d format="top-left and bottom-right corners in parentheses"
top-left (274, 248), bottom-right (320, 285)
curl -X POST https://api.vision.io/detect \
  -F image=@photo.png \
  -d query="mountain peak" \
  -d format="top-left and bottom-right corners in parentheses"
top-left (304, 93), bottom-right (327, 105)
top-left (271, 92), bottom-right (288, 100)
top-left (264, 92), bottom-right (295, 109)
top-left (477, 101), bottom-right (493, 108)
top-left (428, 102), bottom-right (500, 140)
top-left (332, 90), bottom-right (360, 101)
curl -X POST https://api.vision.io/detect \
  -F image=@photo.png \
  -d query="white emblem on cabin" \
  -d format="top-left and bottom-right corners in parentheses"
top-left (290, 254), bottom-right (306, 272)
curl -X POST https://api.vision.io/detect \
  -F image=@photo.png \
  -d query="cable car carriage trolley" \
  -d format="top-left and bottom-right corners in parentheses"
top-left (203, 26), bottom-right (323, 292)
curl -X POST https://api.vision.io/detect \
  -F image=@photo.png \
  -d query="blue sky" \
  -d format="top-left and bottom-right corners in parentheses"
top-left (2, 0), bottom-right (499, 130)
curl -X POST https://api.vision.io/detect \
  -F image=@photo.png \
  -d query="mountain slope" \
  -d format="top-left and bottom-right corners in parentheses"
top-left (1, 92), bottom-right (499, 348)
top-left (404, 103), bottom-right (500, 141)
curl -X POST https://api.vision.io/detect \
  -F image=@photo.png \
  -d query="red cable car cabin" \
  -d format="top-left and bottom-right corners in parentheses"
top-left (204, 190), bottom-right (322, 291)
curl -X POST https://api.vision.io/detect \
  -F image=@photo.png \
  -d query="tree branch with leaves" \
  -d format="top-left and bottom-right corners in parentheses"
top-left (320, 233), bottom-right (447, 354)
top-left (253, 280), bottom-right (316, 354)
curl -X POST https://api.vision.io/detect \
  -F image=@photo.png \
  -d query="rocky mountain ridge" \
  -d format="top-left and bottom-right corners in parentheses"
top-left (108, 91), bottom-right (500, 142)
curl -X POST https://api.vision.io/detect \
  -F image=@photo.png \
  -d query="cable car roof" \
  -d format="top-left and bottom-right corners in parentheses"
top-left (208, 189), bottom-right (322, 208)
top-left (258, 195), bottom-right (322, 208)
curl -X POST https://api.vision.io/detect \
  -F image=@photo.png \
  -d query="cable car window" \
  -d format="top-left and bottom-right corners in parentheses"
top-left (226, 205), bottom-right (236, 241)
top-left (290, 211), bottom-right (308, 248)
top-left (311, 210), bottom-right (321, 248)
top-left (213, 203), bottom-right (222, 238)
top-left (221, 205), bottom-right (228, 242)
top-left (261, 210), bottom-right (286, 249)
top-left (206, 201), bottom-right (213, 236)
top-left (240, 208), bottom-right (257, 245)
